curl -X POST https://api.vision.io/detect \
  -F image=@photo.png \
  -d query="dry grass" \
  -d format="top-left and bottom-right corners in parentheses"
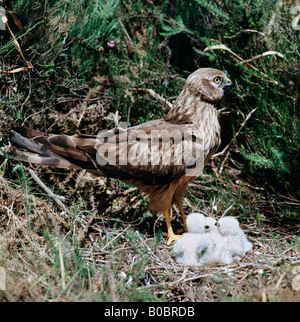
top-left (0, 166), bottom-right (299, 302)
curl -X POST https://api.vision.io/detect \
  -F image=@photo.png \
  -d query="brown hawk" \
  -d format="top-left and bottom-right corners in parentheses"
top-left (6, 68), bottom-right (232, 244)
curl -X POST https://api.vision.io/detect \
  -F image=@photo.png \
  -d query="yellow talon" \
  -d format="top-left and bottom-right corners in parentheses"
top-left (166, 233), bottom-right (181, 245)
top-left (163, 209), bottom-right (182, 245)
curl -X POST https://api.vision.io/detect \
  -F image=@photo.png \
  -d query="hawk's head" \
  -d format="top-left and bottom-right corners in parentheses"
top-left (185, 68), bottom-right (232, 102)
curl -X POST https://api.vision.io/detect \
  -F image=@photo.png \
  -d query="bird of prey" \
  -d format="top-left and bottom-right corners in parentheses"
top-left (6, 68), bottom-right (232, 244)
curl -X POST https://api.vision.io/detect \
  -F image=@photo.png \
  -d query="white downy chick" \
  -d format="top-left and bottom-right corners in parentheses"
top-left (185, 213), bottom-right (218, 235)
top-left (186, 212), bottom-right (204, 233)
top-left (193, 214), bottom-right (228, 265)
top-left (218, 216), bottom-right (252, 257)
top-left (197, 217), bottom-right (252, 265)
top-left (173, 213), bottom-right (218, 265)
top-left (197, 230), bottom-right (232, 265)
top-left (173, 233), bottom-right (205, 265)
top-left (195, 216), bottom-right (233, 265)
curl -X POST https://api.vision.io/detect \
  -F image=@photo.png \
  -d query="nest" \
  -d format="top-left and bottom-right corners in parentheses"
top-left (0, 167), bottom-right (299, 302)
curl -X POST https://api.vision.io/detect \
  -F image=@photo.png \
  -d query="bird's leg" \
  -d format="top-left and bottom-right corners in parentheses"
top-left (163, 209), bottom-right (181, 245)
top-left (172, 200), bottom-right (188, 234)
top-left (178, 202), bottom-right (188, 233)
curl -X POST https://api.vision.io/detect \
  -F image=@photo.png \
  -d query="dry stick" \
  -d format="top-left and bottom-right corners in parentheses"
top-left (101, 226), bottom-right (130, 251)
top-left (126, 100), bottom-right (131, 129)
top-left (143, 88), bottom-right (173, 109)
top-left (22, 105), bottom-right (52, 125)
top-left (28, 168), bottom-right (71, 217)
top-left (275, 271), bottom-right (287, 289)
top-left (169, 266), bottom-right (188, 286)
top-left (45, 104), bottom-right (97, 134)
top-left (2, 3), bottom-right (25, 33)
top-left (0, 11), bottom-right (32, 74)
top-left (118, 19), bottom-right (136, 55)
top-left (135, 231), bottom-right (166, 266)
top-left (229, 29), bottom-right (266, 39)
top-left (220, 204), bottom-right (234, 219)
top-left (77, 215), bottom-right (95, 243)
top-left (215, 107), bottom-right (258, 157)
top-left (58, 242), bottom-right (66, 289)
top-left (213, 107), bottom-right (258, 174)
top-left (106, 261), bottom-right (118, 302)
top-left (244, 51), bottom-right (287, 63)
top-left (183, 273), bottom-right (214, 283)
top-left (218, 146), bottom-right (232, 176)
top-left (28, 168), bottom-right (97, 246)
top-left (122, 187), bottom-right (138, 195)
top-left (203, 44), bottom-right (279, 85)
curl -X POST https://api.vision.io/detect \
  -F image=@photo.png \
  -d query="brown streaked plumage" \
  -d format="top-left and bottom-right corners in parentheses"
top-left (5, 68), bottom-right (232, 244)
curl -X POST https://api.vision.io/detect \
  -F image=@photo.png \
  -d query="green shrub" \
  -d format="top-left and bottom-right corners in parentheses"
top-left (158, 0), bottom-right (299, 196)
top-left (1, 0), bottom-right (299, 204)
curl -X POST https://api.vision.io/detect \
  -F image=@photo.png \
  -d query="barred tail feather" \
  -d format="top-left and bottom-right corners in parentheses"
top-left (10, 131), bottom-right (59, 157)
top-left (6, 129), bottom-right (97, 170)
top-left (6, 146), bottom-right (81, 169)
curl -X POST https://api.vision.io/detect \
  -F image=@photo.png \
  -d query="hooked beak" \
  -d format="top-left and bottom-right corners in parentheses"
top-left (224, 77), bottom-right (233, 86)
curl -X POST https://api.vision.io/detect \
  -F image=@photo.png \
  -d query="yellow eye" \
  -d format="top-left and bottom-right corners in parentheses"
top-left (214, 77), bottom-right (221, 84)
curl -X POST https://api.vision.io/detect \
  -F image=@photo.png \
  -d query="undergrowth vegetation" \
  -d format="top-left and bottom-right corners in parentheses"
top-left (0, 0), bottom-right (299, 302)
